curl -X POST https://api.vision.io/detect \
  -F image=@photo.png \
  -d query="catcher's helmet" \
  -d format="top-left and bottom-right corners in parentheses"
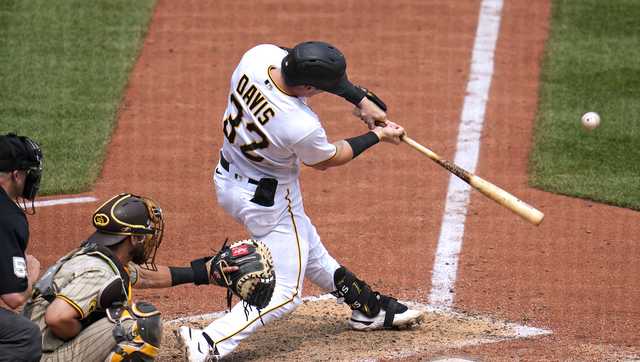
top-left (281, 41), bottom-right (352, 94)
top-left (87, 193), bottom-right (164, 267)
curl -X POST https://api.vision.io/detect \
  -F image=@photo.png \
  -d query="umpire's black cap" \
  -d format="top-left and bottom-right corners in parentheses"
top-left (88, 193), bottom-right (158, 246)
top-left (0, 133), bottom-right (38, 172)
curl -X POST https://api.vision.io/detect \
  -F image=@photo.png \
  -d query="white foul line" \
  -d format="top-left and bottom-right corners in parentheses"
top-left (33, 196), bottom-right (97, 208)
top-left (428, 0), bottom-right (504, 309)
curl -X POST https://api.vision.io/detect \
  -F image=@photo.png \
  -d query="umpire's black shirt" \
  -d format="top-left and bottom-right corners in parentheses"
top-left (0, 187), bottom-right (29, 295)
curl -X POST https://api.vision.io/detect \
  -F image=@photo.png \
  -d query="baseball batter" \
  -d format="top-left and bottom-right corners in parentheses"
top-left (177, 41), bottom-right (424, 360)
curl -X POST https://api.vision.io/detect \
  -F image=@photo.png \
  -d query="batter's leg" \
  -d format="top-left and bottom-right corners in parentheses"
top-left (199, 224), bottom-right (310, 358)
top-left (299, 209), bottom-right (425, 331)
top-left (301, 217), bottom-right (340, 291)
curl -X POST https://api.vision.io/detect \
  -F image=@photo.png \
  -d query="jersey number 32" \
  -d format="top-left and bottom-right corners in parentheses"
top-left (223, 94), bottom-right (269, 162)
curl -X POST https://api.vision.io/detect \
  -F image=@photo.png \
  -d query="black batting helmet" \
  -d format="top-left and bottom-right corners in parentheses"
top-left (281, 41), bottom-right (355, 95)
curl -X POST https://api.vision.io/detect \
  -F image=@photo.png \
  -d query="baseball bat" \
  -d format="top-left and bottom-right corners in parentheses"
top-left (401, 135), bottom-right (544, 225)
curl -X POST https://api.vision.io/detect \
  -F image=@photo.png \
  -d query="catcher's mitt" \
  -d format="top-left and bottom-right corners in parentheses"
top-left (209, 239), bottom-right (276, 310)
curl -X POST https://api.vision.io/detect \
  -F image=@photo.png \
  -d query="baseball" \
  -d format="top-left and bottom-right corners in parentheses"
top-left (581, 112), bottom-right (600, 130)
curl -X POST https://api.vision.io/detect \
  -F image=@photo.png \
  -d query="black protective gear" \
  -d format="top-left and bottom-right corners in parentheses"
top-left (333, 266), bottom-right (410, 328)
top-left (281, 41), bottom-right (366, 104)
top-left (106, 301), bottom-right (162, 362)
top-left (332, 266), bottom-right (381, 318)
top-left (361, 87), bottom-right (387, 111)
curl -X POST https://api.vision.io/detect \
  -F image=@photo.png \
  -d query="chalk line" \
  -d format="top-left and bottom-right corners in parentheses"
top-left (34, 196), bottom-right (97, 208)
top-left (428, 0), bottom-right (504, 309)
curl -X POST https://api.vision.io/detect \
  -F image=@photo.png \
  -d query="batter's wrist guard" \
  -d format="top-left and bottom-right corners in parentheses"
top-left (360, 87), bottom-right (387, 111)
top-left (345, 131), bottom-right (380, 158)
top-left (337, 83), bottom-right (367, 106)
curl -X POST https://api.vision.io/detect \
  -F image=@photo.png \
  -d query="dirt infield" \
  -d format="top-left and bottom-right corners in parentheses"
top-left (27, 0), bottom-right (640, 360)
top-left (159, 299), bottom-right (547, 361)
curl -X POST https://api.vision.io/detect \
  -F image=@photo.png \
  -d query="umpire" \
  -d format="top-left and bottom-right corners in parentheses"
top-left (0, 133), bottom-right (44, 362)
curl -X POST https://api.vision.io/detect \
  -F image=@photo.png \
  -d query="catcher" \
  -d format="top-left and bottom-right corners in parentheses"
top-left (22, 193), bottom-right (274, 361)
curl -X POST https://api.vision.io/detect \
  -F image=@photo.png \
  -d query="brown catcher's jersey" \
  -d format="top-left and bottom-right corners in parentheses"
top-left (25, 252), bottom-right (137, 352)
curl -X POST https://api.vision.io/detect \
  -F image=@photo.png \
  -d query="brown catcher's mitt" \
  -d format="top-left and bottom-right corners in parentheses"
top-left (209, 239), bottom-right (275, 310)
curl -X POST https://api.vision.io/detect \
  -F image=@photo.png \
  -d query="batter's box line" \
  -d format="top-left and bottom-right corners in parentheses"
top-left (165, 293), bottom-right (553, 341)
top-left (33, 195), bottom-right (97, 208)
top-left (418, 302), bottom-right (553, 339)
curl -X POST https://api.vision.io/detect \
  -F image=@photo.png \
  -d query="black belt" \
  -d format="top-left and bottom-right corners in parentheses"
top-left (220, 153), bottom-right (259, 185)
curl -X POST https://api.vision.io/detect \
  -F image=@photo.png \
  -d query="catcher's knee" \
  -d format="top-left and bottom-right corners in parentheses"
top-left (106, 301), bottom-right (162, 362)
top-left (332, 266), bottom-right (381, 318)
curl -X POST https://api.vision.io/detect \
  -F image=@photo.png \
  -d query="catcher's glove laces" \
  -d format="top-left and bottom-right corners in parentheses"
top-left (241, 301), bottom-right (267, 326)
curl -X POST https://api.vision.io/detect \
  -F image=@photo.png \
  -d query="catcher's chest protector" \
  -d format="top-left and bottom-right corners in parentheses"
top-left (28, 243), bottom-right (131, 315)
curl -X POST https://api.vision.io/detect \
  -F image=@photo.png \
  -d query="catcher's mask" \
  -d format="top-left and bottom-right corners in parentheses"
top-left (87, 193), bottom-right (164, 270)
top-left (281, 41), bottom-right (357, 96)
top-left (0, 133), bottom-right (44, 213)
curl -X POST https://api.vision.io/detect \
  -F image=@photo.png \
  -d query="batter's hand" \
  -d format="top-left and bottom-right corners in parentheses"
top-left (355, 97), bottom-right (387, 130)
top-left (373, 121), bottom-right (405, 145)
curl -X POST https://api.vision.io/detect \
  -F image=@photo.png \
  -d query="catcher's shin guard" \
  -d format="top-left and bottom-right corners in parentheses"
top-left (106, 301), bottom-right (162, 361)
top-left (332, 266), bottom-right (380, 318)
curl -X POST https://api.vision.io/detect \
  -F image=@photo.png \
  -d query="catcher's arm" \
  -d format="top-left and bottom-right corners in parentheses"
top-left (132, 263), bottom-right (237, 289)
top-left (44, 298), bottom-right (83, 339)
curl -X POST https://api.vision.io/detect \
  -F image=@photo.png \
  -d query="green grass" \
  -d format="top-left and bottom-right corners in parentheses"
top-left (0, 0), bottom-right (155, 195)
top-left (530, 0), bottom-right (640, 209)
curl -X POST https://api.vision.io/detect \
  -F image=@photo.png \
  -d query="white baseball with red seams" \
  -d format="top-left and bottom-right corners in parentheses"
top-left (581, 111), bottom-right (600, 130)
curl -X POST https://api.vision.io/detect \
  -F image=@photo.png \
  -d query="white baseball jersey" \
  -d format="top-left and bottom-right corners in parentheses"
top-left (196, 43), bottom-right (418, 359)
top-left (221, 44), bottom-right (336, 184)
top-left (204, 44), bottom-right (342, 358)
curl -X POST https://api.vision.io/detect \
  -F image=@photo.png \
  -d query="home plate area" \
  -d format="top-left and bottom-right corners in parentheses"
top-left (160, 296), bottom-right (550, 361)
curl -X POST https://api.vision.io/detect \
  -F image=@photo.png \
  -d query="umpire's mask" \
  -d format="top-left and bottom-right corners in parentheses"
top-left (0, 133), bottom-right (44, 213)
